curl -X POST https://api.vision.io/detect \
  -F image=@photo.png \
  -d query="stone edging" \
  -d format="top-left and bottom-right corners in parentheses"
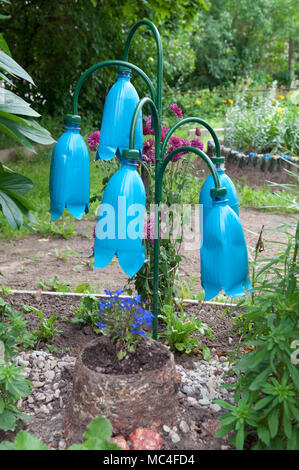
top-left (207, 140), bottom-right (299, 172)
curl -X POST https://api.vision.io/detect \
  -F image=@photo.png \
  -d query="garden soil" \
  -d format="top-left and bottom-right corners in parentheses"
top-left (0, 208), bottom-right (295, 294)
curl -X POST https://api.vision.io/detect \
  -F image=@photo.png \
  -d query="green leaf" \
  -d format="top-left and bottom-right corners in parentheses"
top-left (0, 33), bottom-right (10, 55)
top-left (0, 90), bottom-right (40, 117)
top-left (0, 170), bottom-right (34, 195)
top-left (0, 120), bottom-right (35, 152)
top-left (268, 407), bottom-right (279, 438)
top-left (235, 424), bottom-right (245, 450)
top-left (14, 430), bottom-right (48, 450)
top-left (254, 395), bottom-right (273, 411)
top-left (257, 425), bottom-right (270, 446)
top-left (82, 417), bottom-right (113, 442)
top-left (0, 50), bottom-right (35, 85)
top-left (66, 444), bottom-right (88, 450)
top-left (0, 409), bottom-right (17, 431)
top-left (283, 402), bottom-right (292, 440)
top-left (214, 400), bottom-right (236, 411)
top-left (249, 367), bottom-right (271, 391)
top-left (0, 116), bottom-right (55, 146)
top-left (0, 189), bottom-right (23, 229)
top-left (0, 441), bottom-right (14, 450)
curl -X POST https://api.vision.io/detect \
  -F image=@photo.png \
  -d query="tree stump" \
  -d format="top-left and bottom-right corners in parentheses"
top-left (63, 336), bottom-right (179, 445)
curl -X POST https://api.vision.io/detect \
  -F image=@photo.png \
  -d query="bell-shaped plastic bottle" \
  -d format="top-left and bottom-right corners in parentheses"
top-left (94, 155), bottom-right (146, 278)
top-left (200, 198), bottom-right (252, 300)
top-left (96, 70), bottom-right (143, 161)
top-left (49, 117), bottom-right (90, 221)
top-left (200, 165), bottom-right (239, 216)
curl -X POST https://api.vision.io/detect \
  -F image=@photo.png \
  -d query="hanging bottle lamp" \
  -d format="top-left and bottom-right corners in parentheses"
top-left (96, 67), bottom-right (143, 161)
top-left (49, 114), bottom-right (90, 221)
top-left (49, 19), bottom-right (252, 340)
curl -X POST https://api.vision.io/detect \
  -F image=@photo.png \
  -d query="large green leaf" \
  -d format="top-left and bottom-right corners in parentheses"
top-left (0, 189), bottom-right (23, 229)
top-left (0, 115), bottom-right (55, 146)
top-left (13, 431), bottom-right (48, 450)
top-left (0, 170), bottom-right (34, 195)
top-left (0, 33), bottom-right (10, 55)
top-left (0, 50), bottom-right (35, 85)
top-left (0, 409), bottom-right (17, 431)
top-left (0, 120), bottom-right (35, 152)
top-left (83, 417), bottom-right (113, 442)
top-left (0, 89), bottom-right (40, 117)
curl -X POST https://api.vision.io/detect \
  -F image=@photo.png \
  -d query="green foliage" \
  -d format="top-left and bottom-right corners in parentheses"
top-left (0, 295), bottom-right (34, 432)
top-left (0, 359), bottom-right (32, 432)
top-left (2, 0), bottom-right (207, 118)
top-left (215, 184), bottom-right (299, 449)
top-left (22, 305), bottom-right (62, 343)
top-left (0, 8), bottom-right (54, 230)
top-left (0, 296), bottom-right (36, 359)
top-left (224, 82), bottom-right (299, 154)
top-left (97, 291), bottom-right (153, 361)
top-left (158, 303), bottom-right (214, 359)
top-left (0, 416), bottom-right (120, 450)
top-left (0, 162), bottom-right (38, 230)
top-left (70, 294), bottom-right (100, 329)
top-left (36, 275), bottom-right (71, 293)
top-left (187, 0), bottom-right (299, 90)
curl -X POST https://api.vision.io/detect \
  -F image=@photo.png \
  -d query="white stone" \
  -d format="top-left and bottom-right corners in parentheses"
top-left (210, 404), bottom-right (222, 412)
top-left (179, 420), bottom-right (190, 433)
top-left (198, 398), bottom-right (210, 406)
top-left (169, 430), bottom-right (180, 444)
top-left (162, 425), bottom-right (171, 433)
top-left (187, 397), bottom-right (198, 406)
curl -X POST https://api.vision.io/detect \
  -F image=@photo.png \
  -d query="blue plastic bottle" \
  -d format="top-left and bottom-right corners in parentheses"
top-left (49, 114), bottom-right (90, 221)
top-left (199, 162), bottom-right (239, 217)
top-left (94, 149), bottom-right (146, 278)
top-left (200, 198), bottom-right (252, 300)
top-left (96, 69), bottom-right (143, 161)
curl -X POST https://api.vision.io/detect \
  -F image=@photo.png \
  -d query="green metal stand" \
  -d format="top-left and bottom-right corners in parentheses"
top-left (70, 19), bottom-right (226, 341)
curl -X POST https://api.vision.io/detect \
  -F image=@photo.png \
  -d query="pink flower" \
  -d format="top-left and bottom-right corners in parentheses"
top-left (143, 212), bottom-right (161, 243)
top-left (195, 127), bottom-right (201, 137)
top-left (143, 116), bottom-right (155, 136)
top-left (160, 125), bottom-right (170, 141)
top-left (170, 103), bottom-right (183, 119)
top-left (88, 131), bottom-right (101, 151)
top-left (142, 138), bottom-right (155, 163)
top-left (191, 137), bottom-right (204, 151)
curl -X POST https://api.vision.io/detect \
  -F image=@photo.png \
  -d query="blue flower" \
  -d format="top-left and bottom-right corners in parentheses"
top-left (97, 320), bottom-right (106, 329)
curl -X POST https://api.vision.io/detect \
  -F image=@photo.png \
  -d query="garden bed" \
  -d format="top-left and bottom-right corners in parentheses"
top-left (207, 140), bottom-right (299, 174)
top-left (1, 292), bottom-right (242, 451)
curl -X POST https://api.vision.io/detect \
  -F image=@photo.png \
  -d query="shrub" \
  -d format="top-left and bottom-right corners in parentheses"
top-left (224, 82), bottom-right (299, 155)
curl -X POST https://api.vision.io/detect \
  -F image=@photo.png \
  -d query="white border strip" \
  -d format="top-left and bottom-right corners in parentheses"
top-left (7, 289), bottom-right (237, 308)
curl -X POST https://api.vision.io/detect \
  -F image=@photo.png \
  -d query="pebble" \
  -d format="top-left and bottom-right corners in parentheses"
top-left (13, 349), bottom-right (235, 450)
top-left (169, 429), bottom-right (181, 444)
top-left (179, 420), bottom-right (189, 434)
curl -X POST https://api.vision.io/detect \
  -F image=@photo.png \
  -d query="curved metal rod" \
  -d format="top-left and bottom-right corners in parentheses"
top-left (72, 59), bottom-right (156, 115)
top-left (161, 117), bottom-right (222, 159)
top-left (123, 19), bottom-right (163, 118)
top-left (156, 146), bottom-right (223, 202)
top-left (129, 96), bottom-right (161, 160)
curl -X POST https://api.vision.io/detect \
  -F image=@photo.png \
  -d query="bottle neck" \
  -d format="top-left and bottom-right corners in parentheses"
top-left (64, 124), bottom-right (80, 133)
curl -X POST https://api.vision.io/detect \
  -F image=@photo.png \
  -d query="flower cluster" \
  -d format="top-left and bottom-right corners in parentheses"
top-left (97, 290), bottom-right (153, 359)
top-left (143, 211), bottom-right (163, 244)
top-left (142, 103), bottom-right (204, 164)
top-left (88, 131), bottom-right (101, 151)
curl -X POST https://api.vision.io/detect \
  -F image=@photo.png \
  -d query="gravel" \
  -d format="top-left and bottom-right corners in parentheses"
top-left (13, 349), bottom-right (236, 448)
